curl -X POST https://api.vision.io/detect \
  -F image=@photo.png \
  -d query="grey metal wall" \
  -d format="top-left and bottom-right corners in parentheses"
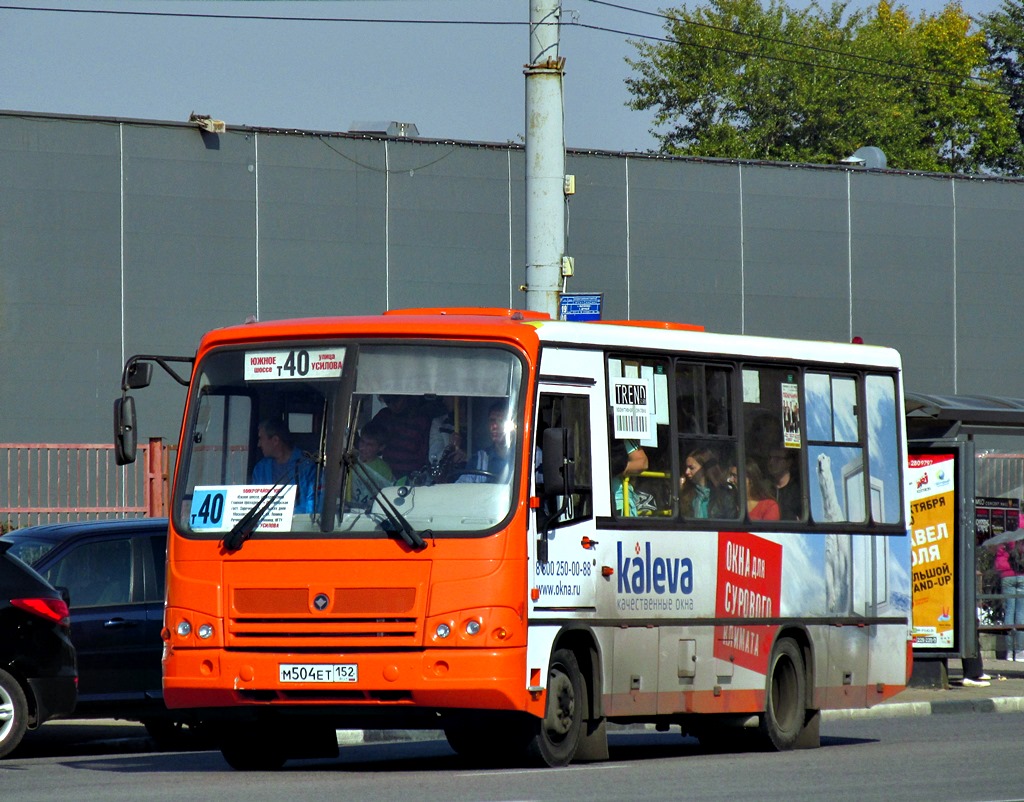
top-left (2, 111), bottom-right (1023, 446)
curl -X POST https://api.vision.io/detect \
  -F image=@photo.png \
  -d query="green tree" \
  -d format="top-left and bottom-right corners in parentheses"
top-left (626, 0), bottom-right (1021, 173)
top-left (984, 0), bottom-right (1024, 153)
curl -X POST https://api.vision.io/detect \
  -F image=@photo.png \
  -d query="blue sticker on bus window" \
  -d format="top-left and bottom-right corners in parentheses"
top-left (190, 488), bottom-right (227, 530)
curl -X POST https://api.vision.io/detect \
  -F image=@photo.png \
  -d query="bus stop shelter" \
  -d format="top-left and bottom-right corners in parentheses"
top-left (905, 392), bottom-right (1024, 687)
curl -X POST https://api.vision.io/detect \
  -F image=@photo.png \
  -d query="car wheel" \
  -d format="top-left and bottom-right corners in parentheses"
top-left (0, 668), bottom-right (29, 759)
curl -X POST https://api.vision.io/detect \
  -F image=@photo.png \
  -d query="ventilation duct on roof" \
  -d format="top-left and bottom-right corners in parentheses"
top-left (348, 121), bottom-right (420, 138)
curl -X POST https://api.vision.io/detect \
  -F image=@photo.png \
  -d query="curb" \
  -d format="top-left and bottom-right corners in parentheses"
top-left (822, 695), bottom-right (1024, 721)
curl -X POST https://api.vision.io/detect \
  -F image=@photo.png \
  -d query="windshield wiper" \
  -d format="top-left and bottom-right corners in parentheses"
top-left (320, 347), bottom-right (360, 532)
top-left (345, 451), bottom-right (426, 550)
top-left (223, 479), bottom-right (291, 552)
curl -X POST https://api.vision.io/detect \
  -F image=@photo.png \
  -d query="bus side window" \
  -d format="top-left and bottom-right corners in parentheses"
top-left (806, 372), bottom-right (870, 524)
top-left (675, 361), bottom-right (738, 521)
top-left (743, 366), bottom-right (806, 522)
top-left (536, 393), bottom-right (592, 526)
top-left (608, 355), bottom-right (671, 517)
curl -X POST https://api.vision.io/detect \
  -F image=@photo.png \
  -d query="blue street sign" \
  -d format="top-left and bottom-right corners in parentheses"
top-left (560, 292), bottom-right (603, 322)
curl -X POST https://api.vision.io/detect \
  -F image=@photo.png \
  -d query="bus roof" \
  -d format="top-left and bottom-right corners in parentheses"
top-left (531, 319), bottom-right (903, 370)
top-left (197, 308), bottom-right (902, 371)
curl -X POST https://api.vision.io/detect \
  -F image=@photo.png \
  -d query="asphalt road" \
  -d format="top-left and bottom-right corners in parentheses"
top-left (5, 712), bottom-right (1024, 802)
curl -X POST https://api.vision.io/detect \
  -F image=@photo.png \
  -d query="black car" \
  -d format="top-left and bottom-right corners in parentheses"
top-left (0, 540), bottom-right (78, 758)
top-left (1, 518), bottom-right (197, 744)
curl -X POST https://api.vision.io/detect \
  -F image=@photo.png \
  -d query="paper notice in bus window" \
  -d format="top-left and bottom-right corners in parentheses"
top-left (610, 377), bottom-right (651, 440)
top-left (742, 369), bottom-right (760, 404)
top-left (781, 382), bottom-right (801, 448)
top-left (189, 485), bottom-right (296, 532)
top-left (245, 348), bottom-right (345, 381)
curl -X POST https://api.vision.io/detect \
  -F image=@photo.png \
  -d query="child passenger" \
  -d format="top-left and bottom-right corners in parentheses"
top-left (350, 420), bottom-right (394, 509)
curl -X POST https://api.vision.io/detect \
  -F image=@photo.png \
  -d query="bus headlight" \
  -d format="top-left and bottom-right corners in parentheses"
top-left (465, 620), bottom-right (481, 636)
top-left (176, 620), bottom-right (192, 638)
top-left (435, 623), bottom-right (451, 639)
top-left (197, 623), bottom-right (214, 640)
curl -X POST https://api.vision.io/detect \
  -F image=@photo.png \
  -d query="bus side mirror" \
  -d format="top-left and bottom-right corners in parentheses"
top-left (114, 395), bottom-right (138, 465)
top-left (124, 361), bottom-right (153, 390)
top-left (542, 427), bottom-right (575, 498)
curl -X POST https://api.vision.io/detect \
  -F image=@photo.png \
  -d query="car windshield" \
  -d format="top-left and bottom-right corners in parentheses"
top-left (175, 341), bottom-right (524, 541)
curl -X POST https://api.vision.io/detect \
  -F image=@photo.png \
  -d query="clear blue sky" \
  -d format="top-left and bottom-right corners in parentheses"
top-left (0, 0), bottom-right (1005, 153)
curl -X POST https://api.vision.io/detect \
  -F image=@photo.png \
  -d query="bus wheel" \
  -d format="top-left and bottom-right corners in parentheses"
top-left (760, 638), bottom-right (806, 751)
top-left (526, 648), bottom-right (584, 767)
top-left (219, 725), bottom-right (288, 771)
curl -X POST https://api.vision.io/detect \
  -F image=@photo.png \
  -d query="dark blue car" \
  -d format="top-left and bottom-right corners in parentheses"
top-left (1, 518), bottom-right (200, 745)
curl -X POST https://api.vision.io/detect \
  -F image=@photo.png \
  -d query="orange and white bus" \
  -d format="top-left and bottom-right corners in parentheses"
top-left (115, 307), bottom-right (912, 769)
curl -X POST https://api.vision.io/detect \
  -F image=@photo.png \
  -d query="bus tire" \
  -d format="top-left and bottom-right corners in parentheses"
top-left (0, 668), bottom-right (28, 759)
top-left (760, 637), bottom-right (807, 751)
top-left (525, 648), bottom-right (584, 767)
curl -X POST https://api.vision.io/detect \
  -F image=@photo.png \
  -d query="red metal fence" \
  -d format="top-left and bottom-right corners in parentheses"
top-left (0, 438), bottom-right (173, 530)
top-left (976, 453), bottom-right (1024, 500)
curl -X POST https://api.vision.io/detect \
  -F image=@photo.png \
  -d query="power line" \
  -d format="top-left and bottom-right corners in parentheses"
top-left (0, 3), bottom-right (525, 24)
top-left (0, 2), bottom-right (1010, 97)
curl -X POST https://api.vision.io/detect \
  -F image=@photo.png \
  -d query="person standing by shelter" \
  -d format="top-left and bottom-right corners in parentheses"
top-left (995, 540), bottom-right (1024, 660)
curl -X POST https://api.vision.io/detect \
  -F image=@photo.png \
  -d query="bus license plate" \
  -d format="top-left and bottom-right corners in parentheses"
top-left (279, 663), bottom-right (358, 683)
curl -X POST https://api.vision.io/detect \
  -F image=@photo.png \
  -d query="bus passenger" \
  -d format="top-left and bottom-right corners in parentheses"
top-left (458, 401), bottom-right (514, 483)
top-left (350, 420), bottom-right (394, 509)
top-left (253, 419), bottom-right (318, 514)
top-left (369, 395), bottom-right (433, 482)
top-left (767, 448), bottom-right (802, 520)
top-left (680, 447), bottom-right (731, 519)
top-left (745, 459), bottom-right (780, 520)
top-left (612, 439), bottom-right (649, 515)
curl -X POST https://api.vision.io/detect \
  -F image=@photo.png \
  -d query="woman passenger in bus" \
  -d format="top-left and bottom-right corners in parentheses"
top-left (679, 447), bottom-right (732, 519)
top-left (744, 459), bottom-right (780, 520)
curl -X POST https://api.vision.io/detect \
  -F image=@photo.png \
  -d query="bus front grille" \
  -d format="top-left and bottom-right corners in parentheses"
top-left (226, 585), bottom-right (423, 646)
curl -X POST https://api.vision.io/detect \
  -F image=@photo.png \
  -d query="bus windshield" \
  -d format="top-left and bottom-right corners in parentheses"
top-left (175, 341), bottom-right (524, 541)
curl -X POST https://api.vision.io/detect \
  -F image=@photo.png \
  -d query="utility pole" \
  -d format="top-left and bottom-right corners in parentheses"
top-left (524, 0), bottom-right (567, 319)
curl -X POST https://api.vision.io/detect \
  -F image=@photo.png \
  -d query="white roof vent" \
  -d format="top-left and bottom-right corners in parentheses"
top-left (840, 146), bottom-right (887, 169)
top-left (348, 121), bottom-right (420, 138)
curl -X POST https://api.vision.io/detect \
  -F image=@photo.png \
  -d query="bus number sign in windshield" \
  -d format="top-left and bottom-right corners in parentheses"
top-left (245, 348), bottom-right (345, 381)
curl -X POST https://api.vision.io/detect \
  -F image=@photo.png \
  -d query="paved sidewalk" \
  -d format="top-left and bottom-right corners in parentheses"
top-left (823, 656), bottom-right (1024, 721)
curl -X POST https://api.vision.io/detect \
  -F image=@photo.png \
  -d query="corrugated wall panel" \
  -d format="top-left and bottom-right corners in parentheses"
top-left (3, 112), bottom-right (1024, 446)
top-left (850, 173), bottom-right (955, 393)
top-left (256, 134), bottom-right (387, 318)
top-left (625, 159), bottom-right (742, 328)
top-left (741, 167), bottom-right (849, 340)
top-left (954, 180), bottom-right (1024, 395)
top-left (0, 116), bottom-right (122, 442)
top-left (387, 142), bottom-right (519, 310)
